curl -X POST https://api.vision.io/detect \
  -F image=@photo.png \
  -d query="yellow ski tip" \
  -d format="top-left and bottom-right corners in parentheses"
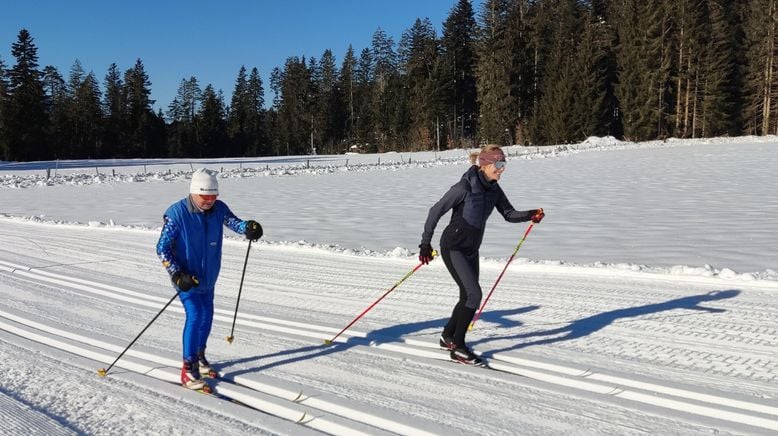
top-left (97, 368), bottom-right (107, 377)
top-left (225, 336), bottom-right (234, 344)
top-left (467, 323), bottom-right (474, 331)
top-left (323, 339), bottom-right (333, 345)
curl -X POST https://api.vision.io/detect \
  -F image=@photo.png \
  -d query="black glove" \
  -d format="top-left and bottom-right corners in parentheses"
top-left (245, 220), bottom-right (263, 241)
top-left (172, 271), bottom-right (199, 292)
top-left (530, 208), bottom-right (545, 223)
top-left (418, 243), bottom-right (435, 265)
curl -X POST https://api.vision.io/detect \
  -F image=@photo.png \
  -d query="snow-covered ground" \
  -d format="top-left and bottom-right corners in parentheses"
top-left (1, 136), bottom-right (777, 435)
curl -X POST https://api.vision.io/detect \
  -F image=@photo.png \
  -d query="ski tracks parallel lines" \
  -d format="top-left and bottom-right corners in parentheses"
top-left (5, 259), bottom-right (778, 433)
top-left (0, 312), bottom-right (440, 436)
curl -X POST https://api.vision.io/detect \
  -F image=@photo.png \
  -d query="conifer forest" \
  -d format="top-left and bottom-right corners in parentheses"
top-left (1, 0), bottom-right (776, 162)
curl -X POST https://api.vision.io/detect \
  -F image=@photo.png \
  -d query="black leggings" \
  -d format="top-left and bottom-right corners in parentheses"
top-left (442, 249), bottom-right (482, 309)
top-left (441, 249), bottom-right (482, 347)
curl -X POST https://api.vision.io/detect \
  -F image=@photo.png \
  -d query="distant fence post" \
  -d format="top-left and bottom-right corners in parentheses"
top-left (345, 159), bottom-right (349, 167)
top-left (95, 167), bottom-right (100, 175)
top-left (112, 169), bottom-right (116, 177)
top-left (46, 168), bottom-right (50, 179)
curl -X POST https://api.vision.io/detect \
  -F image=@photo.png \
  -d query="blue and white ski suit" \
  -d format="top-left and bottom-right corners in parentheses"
top-left (156, 196), bottom-right (248, 361)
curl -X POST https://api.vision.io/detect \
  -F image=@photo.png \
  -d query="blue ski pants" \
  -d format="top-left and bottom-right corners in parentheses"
top-left (178, 290), bottom-right (214, 361)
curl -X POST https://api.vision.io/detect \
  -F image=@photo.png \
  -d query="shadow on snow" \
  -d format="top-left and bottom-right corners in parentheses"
top-left (223, 289), bottom-right (739, 373)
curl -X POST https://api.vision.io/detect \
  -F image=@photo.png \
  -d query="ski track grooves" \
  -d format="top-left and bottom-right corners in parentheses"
top-left (2, 259), bottom-right (778, 434)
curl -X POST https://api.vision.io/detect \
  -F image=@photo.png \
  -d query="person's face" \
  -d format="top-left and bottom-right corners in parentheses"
top-left (482, 160), bottom-right (506, 181)
top-left (192, 194), bottom-right (218, 210)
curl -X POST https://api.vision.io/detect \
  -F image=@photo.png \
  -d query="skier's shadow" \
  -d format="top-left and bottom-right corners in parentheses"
top-left (472, 289), bottom-right (741, 357)
top-left (221, 306), bottom-right (539, 374)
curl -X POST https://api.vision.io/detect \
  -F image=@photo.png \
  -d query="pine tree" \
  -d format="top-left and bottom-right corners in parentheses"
top-left (5, 29), bottom-right (48, 161)
top-left (441, 0), bottom-right (478, 147)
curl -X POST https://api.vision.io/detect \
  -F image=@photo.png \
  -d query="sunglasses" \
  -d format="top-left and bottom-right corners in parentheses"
top-left (494, 160), bottom-right (507, 170)
top-left (197, 194), bottom-right (218, 201)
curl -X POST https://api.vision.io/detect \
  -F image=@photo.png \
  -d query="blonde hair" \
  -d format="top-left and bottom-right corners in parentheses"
top-left (469, 144), bottom-right (502, 165)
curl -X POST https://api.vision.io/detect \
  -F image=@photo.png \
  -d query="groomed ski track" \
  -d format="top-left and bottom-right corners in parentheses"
top-left (1, 218), bottom-right (778, 435)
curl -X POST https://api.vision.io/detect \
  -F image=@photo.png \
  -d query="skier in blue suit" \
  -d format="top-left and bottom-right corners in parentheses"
top-left (156, 168), bottom-right (263, 389)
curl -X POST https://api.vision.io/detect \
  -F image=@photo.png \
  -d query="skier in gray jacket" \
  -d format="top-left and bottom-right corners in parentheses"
top-left (419, 144), bottom-right (544, 365)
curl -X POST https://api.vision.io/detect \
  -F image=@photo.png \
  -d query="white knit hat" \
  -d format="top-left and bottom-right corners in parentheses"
top-left (190, 168), bottom-right (219, 195)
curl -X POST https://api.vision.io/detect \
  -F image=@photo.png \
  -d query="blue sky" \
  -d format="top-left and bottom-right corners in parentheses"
top-left (1, 0), bottom-right (480, 112)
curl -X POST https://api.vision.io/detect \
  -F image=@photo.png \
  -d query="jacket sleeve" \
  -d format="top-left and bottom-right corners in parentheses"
top-left (495, 187), bottom-right (534, 223)
top-left (156, 215), bottom-right (182, 276)
top-left (222, 205), bottom-right (248, 235)
top-left (421, 181), bottom-right (467, 245)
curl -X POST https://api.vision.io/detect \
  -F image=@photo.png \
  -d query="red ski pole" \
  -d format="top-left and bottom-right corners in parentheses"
top-left (469, 221), bottom-right (537, 331)
top-left (324, 252), bottom-right (436, 345)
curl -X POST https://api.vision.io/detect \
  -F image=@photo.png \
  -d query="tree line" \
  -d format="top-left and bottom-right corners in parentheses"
top-left (1, 0), bottom-right (777, 162)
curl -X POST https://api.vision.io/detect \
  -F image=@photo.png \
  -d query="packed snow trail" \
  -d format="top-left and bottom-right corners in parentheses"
top-left (1, 218), bottom-right (778, 434)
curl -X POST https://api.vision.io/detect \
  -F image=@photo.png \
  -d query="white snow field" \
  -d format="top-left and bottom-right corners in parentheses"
top-left (1, 136), bottom-right (777, 435)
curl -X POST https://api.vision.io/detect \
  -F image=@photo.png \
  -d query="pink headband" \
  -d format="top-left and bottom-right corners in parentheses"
top-left (478, 148), bottom-right (506, 166)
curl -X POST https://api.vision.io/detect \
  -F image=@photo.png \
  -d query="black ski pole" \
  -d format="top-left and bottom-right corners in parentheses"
top-left (226, 239), bottom-right (252, 344)
top-left (98, 291), bottom-right (180, 377)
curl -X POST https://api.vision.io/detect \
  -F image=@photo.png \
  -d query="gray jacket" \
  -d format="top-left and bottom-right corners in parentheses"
top-left (421, 165), bottom-right (533, 254)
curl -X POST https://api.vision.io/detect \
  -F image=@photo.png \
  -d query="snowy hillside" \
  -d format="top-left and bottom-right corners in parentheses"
top-left (1, 137), bottom-right (777, 435)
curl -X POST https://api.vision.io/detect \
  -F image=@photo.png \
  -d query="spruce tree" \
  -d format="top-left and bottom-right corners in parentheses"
top-left (355, 48), bottom-right (375, 149)
top-left (508, 0), bottom-right (539, 145)
top-left (5, 29), bottom-right (48, 161)
top-left (123, 59), bottom-right (155, 157)
top-left (476, 0), bottom-right (514, 145)
top-left (198, 85), bottom-right (227, 157)
top-left (315, 49), bottom-right (343, 154)
top-left (371, 28), bottom-right (399, 151)
top-left (441, 0), bottom-right (478, 146)
top-left (742, 0), bottom-right (778, 135)
top-left (102, 63), bottom-right (124, 157)
top-left (246, 67), bottom-right (266, 156)
top-left (167, 77), bottom-right (201, 157)
top-left (227, 66), bottom-right (249, 155)
top-left (0, 56), bottom-right (8, 160)
top-left (699, 0), bottom-right (739, 137)
top-left (401, 18), bottom-right (441, 150)
top-left (42, 65), bottom-right (68, 158)
top-left (338, 45), bottom-right (358, 150)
